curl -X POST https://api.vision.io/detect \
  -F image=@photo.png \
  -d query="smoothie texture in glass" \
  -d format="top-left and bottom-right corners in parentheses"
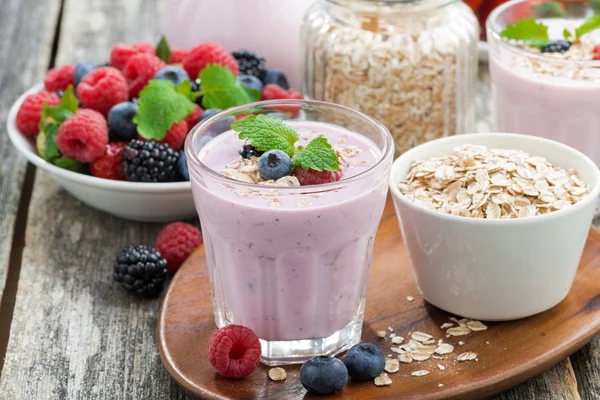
top-left (487, 0), bottom-right (600, 165)
top-left (185, 101), bottom-right (393, 365)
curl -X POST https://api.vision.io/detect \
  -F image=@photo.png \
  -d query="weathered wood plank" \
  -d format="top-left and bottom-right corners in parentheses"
top-left (0, 0), bottom-right (59, 305)
top-left (0, 0), bottom-right (187, 398)
top-left (571, 336), bottom-right (600, 399)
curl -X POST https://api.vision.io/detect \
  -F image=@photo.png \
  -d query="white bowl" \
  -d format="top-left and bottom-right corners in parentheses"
top-left (389, 133), bottom-right (600, 321)
top-left (7, 84), bottom-right (196, 222)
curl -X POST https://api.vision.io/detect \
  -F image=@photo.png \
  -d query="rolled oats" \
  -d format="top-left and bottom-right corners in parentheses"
top-left (399, 353), bottom-right (414, 364)
top-left (457, 352), bottom-right (478, 362)
top-left (268, 367), bottom-right (287, 381)
top-left (412, 370), bottom-right (430, 377)
top-left (434, 343), bottom-right (454, 355)
top-left (375, 373), bottom-right (393, 386)
top-left (385, 359), bottom-right (400, 373)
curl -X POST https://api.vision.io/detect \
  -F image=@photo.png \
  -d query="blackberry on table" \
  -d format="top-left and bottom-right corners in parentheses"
top-left (541, 40), bottom-right (572, 54)
top-left (240, 143), bottom-right (264, 159)
top-left (122, 140), bottom-right (180, 182)
top-left (232, 49), bottom-right (267, 79)
top-left (113, 245), bottom-right (168, 298)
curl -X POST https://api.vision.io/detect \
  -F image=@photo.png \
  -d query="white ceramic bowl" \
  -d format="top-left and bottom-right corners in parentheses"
top-left (7, 84), bottom-right (196, 222)
top-left (390, 133), bottom-right (600, 321)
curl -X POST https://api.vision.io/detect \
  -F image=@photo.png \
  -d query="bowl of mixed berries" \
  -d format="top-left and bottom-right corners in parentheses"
top-left (7, 36), bottom-right (302, 222)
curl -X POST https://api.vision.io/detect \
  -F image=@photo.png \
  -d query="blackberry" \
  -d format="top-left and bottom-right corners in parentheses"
top-left (240, 143), bottom-right (264, 159)
top-left (122, 140), bottom-right (180, 182)
top-left (113, 245), bottom-right (168, 298)
top-left (541, 40), bottom-right (572, 54)
top-left (232, 49), bottom-right (267, 79)
top-left (190, 79), bottom-right (203, 106)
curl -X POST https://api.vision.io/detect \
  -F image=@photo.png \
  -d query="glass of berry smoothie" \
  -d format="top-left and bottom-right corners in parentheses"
top-left (185, 100), bottom-right (393, 365)
top-left (487, 0), bottom-right (600, 165)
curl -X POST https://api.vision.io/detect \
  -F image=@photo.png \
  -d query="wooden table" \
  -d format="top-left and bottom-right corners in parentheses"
top-left (0, 1), bottom-right (598, 399)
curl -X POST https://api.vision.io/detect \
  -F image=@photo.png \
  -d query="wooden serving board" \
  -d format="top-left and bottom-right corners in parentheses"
top-left (157, 197), bottom-right (600, 400)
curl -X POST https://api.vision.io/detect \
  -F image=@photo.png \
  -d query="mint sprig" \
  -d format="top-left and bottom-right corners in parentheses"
top-left (500, 18), bottom-right (550, 48)
top-left (155, 35), bottom-right (172, 63)
top-left (134, 79), bottom-right (194, 140)
top-left (198, 64), bottom-right (261, 109)
top-left (232, 115), bottom-right (340, 172)
top-left (36, 100), bottom-right (82, 171)
top-left (575, 16), bottom-right (600, 39)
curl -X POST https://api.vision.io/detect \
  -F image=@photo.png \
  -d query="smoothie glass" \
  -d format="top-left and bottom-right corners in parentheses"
top-left (185, 100), bottom-right (394, 365)
top-left (487, 0), bottom-right (600, 166)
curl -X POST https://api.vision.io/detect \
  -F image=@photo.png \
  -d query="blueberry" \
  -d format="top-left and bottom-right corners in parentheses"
top-left (343, 343), bottom-right (385, 381)
top-left (239, 74), bottom-right (264, 93)
top-left (541, 40), bottom-right (572, 54)
top-left (300, 356), bottom-right (348, 395)
top-left (177, 150), bottom-right (190, 181)
top-left (74, 62), bottom-right (98, 86)
top-left (200, 108), bottom-right (222, 121)
top-left (108, 102), bottom-right (139, 142)
top-left (266, 112), bottom-right (289, 120)
top-left (262, 69), bottom-right (289, 90)
top-left (258, 150), bottom-right (292, 180)
top-left (154, 66), bottom-right (190, 87)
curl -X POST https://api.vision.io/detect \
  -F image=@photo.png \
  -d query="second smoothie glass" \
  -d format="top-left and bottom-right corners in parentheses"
top-left (185, 100), bottom-right (393, 365)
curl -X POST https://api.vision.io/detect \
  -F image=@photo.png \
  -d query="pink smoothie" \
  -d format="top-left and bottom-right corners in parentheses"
top-left (192, 121), bottom-right (389, 342)
top-left (489, 19), bottom-right (600, 166)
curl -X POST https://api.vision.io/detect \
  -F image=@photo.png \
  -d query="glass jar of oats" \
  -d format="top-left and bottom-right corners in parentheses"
top-left (302, 0), bottom-right (479, 157)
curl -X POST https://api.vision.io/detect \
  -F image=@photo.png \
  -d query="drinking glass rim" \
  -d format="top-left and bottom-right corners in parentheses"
top-left (486, 0), bottom-right (600, 67)
top-left (184, 99), bottom-right (394, 193)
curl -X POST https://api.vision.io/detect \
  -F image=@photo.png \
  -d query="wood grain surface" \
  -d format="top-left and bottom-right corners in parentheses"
top-left (158, 198), bottom-right (600, 400)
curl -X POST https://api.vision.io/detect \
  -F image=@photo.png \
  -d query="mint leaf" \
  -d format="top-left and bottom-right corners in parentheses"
top-left (133, 79), bottom-right (194, 140)
top-left (500, 18), bottom-right (550, 48)
top-left (231, 114), bottom-right (299, 156)
top-left (200, 64), bottom-right (255, 109)
top-left (242, 85), bottom-right (261, 103)
top-left (575, 16), bottom-right (600, 39)
top-left (156, 35), bottom-right (172, 63)
top-left (53, 157), bottom-right (83, 171)
top-left (60, 85), bottom-right (78, 113)
top-left (532, 2), bottom-right (566, 18)
top-left (292, 135), bottom-right (339, 172)
top-left (563, 28), bottom-right (573, 40)
top-left (45, 106), bottom-right (73, 123)
top-left (177, 80), bottom-right (197, 102)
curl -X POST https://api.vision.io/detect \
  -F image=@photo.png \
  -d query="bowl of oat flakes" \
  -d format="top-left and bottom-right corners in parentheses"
top-left (389, 133), bottom-right (600, 321)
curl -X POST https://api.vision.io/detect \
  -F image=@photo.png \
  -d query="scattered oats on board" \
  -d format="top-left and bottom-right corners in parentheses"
top-left (457, 352), bottom-right (478, 362)
top-left (438, 383), bottom-right (444, 387)
top-left (437, 364), bottom-right (446, 371)
top-left (440, 322), bottom-right (454, 329)
top-left (411, 351), bottom-right (431, 361)
top-left (377, 330), bottom-right (388, 339)
top-left (407, 296), bottom-right (415, 302)
top-left (467, 321), bottom-right (488, 331)
top-left (412, 370), bottom-right (430, 377)
top-left (435, 343), bottom-right (454, 355)
top-left (268, 367), bottom-right (287, 382)
top-left (385, 359), bottom-right (400, 373)
top-left (458, 341), bottom-right (465, 346)
top-left (374, 374), bottom-right (393, 386)
top-left (391, 336), bottom-right (404, 345)
top-left (446, 326), bottom-right (471, 337)
top-left (411, 331), bottom-right (433, 343)
top-left (399, 353), bottom-right (414, 364)
top-left (398, 145), bottom-right (588, 219)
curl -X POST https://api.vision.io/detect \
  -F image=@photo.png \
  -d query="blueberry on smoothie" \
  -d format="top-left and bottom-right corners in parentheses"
top-left (541, 40), bottom-right (571, 53)
top-left (107, 101), bottom-right (138, 142)
top-left (343, 343), bottom-right (385, 381)
top-left (154, 66), bottom-right (190, 87)
top-left (258, 150), bottom-right (292, 180)
top-left (262, 68), bottom-right (289, 90)
top-left (300, 356), bottom-right (348, 395)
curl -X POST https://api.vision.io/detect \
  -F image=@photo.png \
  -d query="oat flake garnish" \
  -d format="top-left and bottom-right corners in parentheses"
top-left (377, 330), bottom-right (388, 339)
top-left (412, 370), bottom-right (430, 377)
top-left (374, 374), bottom-right (393, 386)
top-left (434, 343), bottom-right (454, 355)
top-left (457, 352), bottom-right (477, 362)
top-left (411, 331), bottom-right (433, 343)
top-left (399, 353), bottom-right (413, 364)
top-left (466, 321), bottom-right (488, 331)
top-left (385, 359), bottom-right (400, 373)
top-left (446, 326), bottom-right (471, 337)
top-left (268, 367), bottom-right (286, 381)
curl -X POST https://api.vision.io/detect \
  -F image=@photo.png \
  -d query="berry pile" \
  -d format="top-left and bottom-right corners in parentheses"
top-left (16, 35), bottom-right (302, 183)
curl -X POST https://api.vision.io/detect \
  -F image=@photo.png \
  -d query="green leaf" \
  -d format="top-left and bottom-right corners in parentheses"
top-left (133, 79), bottom-right (195, 140)
top-left (242, 85), bottom-right (261, 103)
top-left (200, 64), bottom-right (255, 109)
top-left (155, 35), bottom-right (172, 63)
top-left (292, 135), bottom-right (340, 172)
top-left (563, 28), bottom-right (573, 40)
top-left (177, 79), bottom-right (197, 102)
top-left (41, 123), bottom-right (60, 161)
top-left (53, 157), bottom-right (83, 171)
top-left (45, 106), bottom-right (73, 123)
top-left (60, 85), bottom-right (78, 113)
top-left (575, 16), bottom-right (600, 39)
top-left (532, 2), bottom-right (566, 18)
top-left (500, 18), bottom-right (550, 48)
top-left (231, 114), bottom-right (299, 156)
top-left (592, 0), bottom-right (600, 15)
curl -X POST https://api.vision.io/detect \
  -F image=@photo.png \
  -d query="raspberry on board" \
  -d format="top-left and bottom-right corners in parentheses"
top-left (44, 64), bottom-right (75, 92)
top-left (155, 222), bottom-right (202, 274)
top-left (90, 142), bottom-right (128, 180)
top-left (293, 167), bottom-right (344, 186)
top-left (185, 104), bottom-right (203, 128)
top-left (158, 120), bottom-right (188, 151)
top-left (110, 41), bottom-right (155, 70)
top-left (56, 109), bottom-right (109, 163)
top-left (206, 325), bottom-right (261, 378)
top-left (77, 67), bottom-right (129, 116)
top-left (123, 53), bottom-right (166, 98)
top-left (169, 48), bottom-right (188, 64)
top-left (183, 42), bottom-right (239, 80)
top-left (16, 91), bottom-right (60, 137)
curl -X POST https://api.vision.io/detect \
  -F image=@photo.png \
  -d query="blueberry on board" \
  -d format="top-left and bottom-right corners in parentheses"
top-left (300, 356), bottom-right (348, 395)
top-left (239, 74), bottom-right (264, 93)
top-left (108, 102), bottom-right (139, 142)
top-left (262, 69), bottom-right (289, 90)
top-left (177, 150), bottom-right (190, 181)
top-left (200, 108), bottom-right (221, 121)
top-left (258, 150), bottom-right (292, 181)
top-left (74, 62), bottom-right (98, 86)
top-left (154, 66), bottom-right (190, 87)
top-left (343, 343), bottom-right (385, 381)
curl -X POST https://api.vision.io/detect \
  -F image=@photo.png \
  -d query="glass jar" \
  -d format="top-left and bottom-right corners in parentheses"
top-left (302, 0), bottom-right (479, 157)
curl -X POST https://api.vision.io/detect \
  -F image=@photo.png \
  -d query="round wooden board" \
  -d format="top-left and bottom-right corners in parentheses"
top-left (157, 197), bottom-right (600, 400)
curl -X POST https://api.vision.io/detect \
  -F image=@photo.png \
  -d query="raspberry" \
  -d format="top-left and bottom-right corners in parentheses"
top-left (593, 45), bottom-right (600, 61)
top-left (77, 67), bottom-right (128, 116)
top-left (293, 167), bottom-right (344, 186)
top-left (159, 120), bottom-right (188, 151)
top-left (155, 222), bottom-right (203, 274)
top-left (123, 53), bottom-right (166, 98)
top-left (16, 91), bottom-right (60, 137)
top-left (169, 48), bottom-right (188, 64)
top-left (185, 104), bottom-right (203, 128)
top-left (56, 109), bottom-right (109, 163)
top-left (183, 42), bottom-right (239, 80)
top-left (261, 84), bottom-right (303, 114)
top-left (207, 325), bottom-right (261, 378)
top-left (44, 64), bottom-right (75, 92)
top-left (110, 41), bottom-right (155, 70)
top-left (90, 142), bottom-right (127, 180)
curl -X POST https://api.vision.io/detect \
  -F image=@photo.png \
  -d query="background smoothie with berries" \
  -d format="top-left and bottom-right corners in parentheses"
top-left (186, 107), bottom-right (393, 364)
